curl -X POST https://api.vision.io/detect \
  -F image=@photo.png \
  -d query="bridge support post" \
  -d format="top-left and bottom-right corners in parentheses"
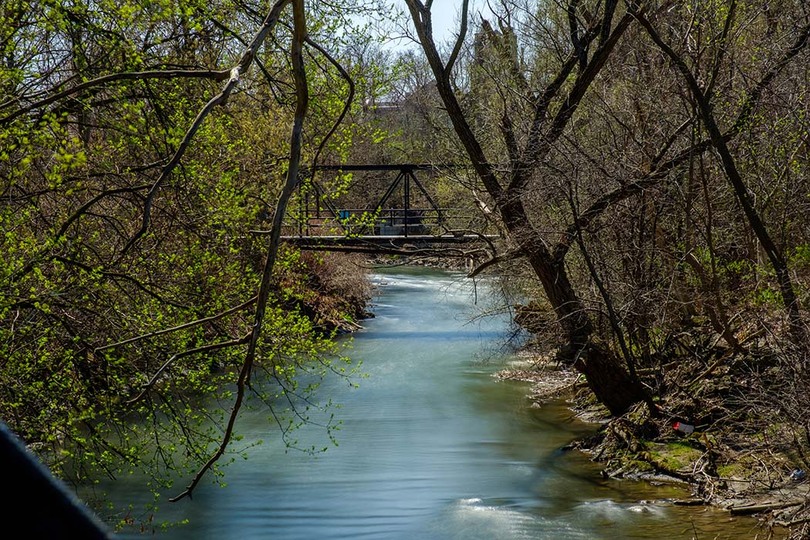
top-left (403, 171), bottom-right (410, 237)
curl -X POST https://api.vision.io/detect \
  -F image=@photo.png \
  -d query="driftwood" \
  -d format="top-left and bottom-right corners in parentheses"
top-left (672, 498), bottom-right (705, 506)
top-left (728, 500), bottom-right (805, 516)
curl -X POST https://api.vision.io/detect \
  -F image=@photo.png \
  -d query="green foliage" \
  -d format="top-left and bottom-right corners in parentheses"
top-left (790, 245), bottom-right (810, 268)
top-left (0, 0), bottom-right (382, 527)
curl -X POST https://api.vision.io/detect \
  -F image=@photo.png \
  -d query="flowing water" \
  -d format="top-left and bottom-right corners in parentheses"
top-left (103, 267), bottom-right (772, 539)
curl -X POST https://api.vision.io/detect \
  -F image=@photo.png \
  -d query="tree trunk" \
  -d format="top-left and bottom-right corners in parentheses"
top-left (504, 195), bottom-right (647, 415)
top-left (634, 10), bottom-right (808, 348)
top-left (404, 0), bottom-right (649, 415)
top-left (576, 341), bottom-right (649, 416)
top-left (523, 239), bottom-right (648, 416)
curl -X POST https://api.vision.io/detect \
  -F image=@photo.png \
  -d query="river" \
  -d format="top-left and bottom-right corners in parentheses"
top-left (103, 266), bottom-right (770, 539)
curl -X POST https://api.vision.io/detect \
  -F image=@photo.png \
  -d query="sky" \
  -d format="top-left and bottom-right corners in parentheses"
top-left (373, 1), bottom-right (491, 50)
top-left (417, 1), bottom-right (466, 43)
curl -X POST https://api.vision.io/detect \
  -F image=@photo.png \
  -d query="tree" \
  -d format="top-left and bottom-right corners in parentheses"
top-left (628, 1), bottom-right (809, 347)
top-left (0, 0), bottom-right (380, 520)
top-left (404, 0), bottom-right (652, 414)
top-left (402, 0), bottom-right (810, 416)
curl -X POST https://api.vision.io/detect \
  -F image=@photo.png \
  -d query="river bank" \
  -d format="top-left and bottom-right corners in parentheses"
top-left (497, 349), bottom-right (808, 540)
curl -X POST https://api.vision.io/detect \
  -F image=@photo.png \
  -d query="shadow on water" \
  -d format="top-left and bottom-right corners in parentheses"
top-left (99, 267), bottom-right (778, 539)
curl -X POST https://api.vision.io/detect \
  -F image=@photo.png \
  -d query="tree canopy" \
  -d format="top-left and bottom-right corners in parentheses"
top-left (0, 0), bottom-right (388, 522)
top-left (2, 0), bottom-right (810, 536)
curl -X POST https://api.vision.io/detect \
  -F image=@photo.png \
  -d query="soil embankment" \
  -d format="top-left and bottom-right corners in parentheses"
top-left (498, 349), bottom-right (810, 540)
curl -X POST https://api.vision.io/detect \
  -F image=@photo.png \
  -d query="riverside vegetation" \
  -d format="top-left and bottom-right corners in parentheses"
top-left (1, 1), bottom-right (809, 538)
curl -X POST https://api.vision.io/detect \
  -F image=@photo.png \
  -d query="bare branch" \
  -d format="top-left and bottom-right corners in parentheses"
top-left (553, 134), bottom-right (714, 262)
top-left (568, 0), bottom-right (588, 69)
top-left (126, 333), bottom-right (252, 405)
top-left (446, 0), bottom-right (470, 75)
top-left (121, 0), bottom-right (293, 256)
top-left (509, 12), bottom-right (635, 192)
top-left (94, 296), bottom-right (257, 353)
top-left (631, 5), bottom-right (810, 344)
top-left (404, 0), bottom-right (504, 200)
top-left (170, 0), bottom-right (306, 502)
top-left (304, 37), bottom-right (355, 169)
top-left (0, 69), bottom-right (231, 124)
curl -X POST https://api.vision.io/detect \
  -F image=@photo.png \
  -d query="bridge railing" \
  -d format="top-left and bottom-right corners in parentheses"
top-left (283, 207), bottom-right (489, 238)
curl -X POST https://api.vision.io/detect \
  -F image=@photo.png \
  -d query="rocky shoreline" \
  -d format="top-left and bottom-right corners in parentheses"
top-left (496, 352), bottom-right (810, 539)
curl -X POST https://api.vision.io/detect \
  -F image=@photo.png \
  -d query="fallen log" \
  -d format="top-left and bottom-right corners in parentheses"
top-left (728, 500), bottom-right (805, 516)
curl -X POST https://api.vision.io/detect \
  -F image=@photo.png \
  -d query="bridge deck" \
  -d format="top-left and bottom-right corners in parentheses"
top-left (278, 234), bottom-right (498, 255)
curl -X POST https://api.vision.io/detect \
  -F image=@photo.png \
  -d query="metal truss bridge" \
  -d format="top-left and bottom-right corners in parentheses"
top-left (273, 164), bottom-right (499, 256)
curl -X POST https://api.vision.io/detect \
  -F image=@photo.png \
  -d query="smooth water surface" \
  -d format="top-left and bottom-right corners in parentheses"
top-left (104, 267), bottom-right (770, 539)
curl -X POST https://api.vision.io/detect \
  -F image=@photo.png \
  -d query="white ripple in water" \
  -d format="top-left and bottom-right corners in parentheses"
top-left (574, 499), bottom-right (668, 524)
top-left (427, 497), bottom-right (590, 540)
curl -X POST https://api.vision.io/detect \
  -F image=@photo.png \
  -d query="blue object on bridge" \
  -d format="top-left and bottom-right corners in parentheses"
top-left (339, 210), bottom-right (350, 220)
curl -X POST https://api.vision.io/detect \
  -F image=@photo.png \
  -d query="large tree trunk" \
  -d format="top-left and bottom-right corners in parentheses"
top-left (522, 232), bottom-right (648, 416)
top-left (504, 195), bottom-right (648, 415)
top-left (575, 341), bottom-right (649, 416)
